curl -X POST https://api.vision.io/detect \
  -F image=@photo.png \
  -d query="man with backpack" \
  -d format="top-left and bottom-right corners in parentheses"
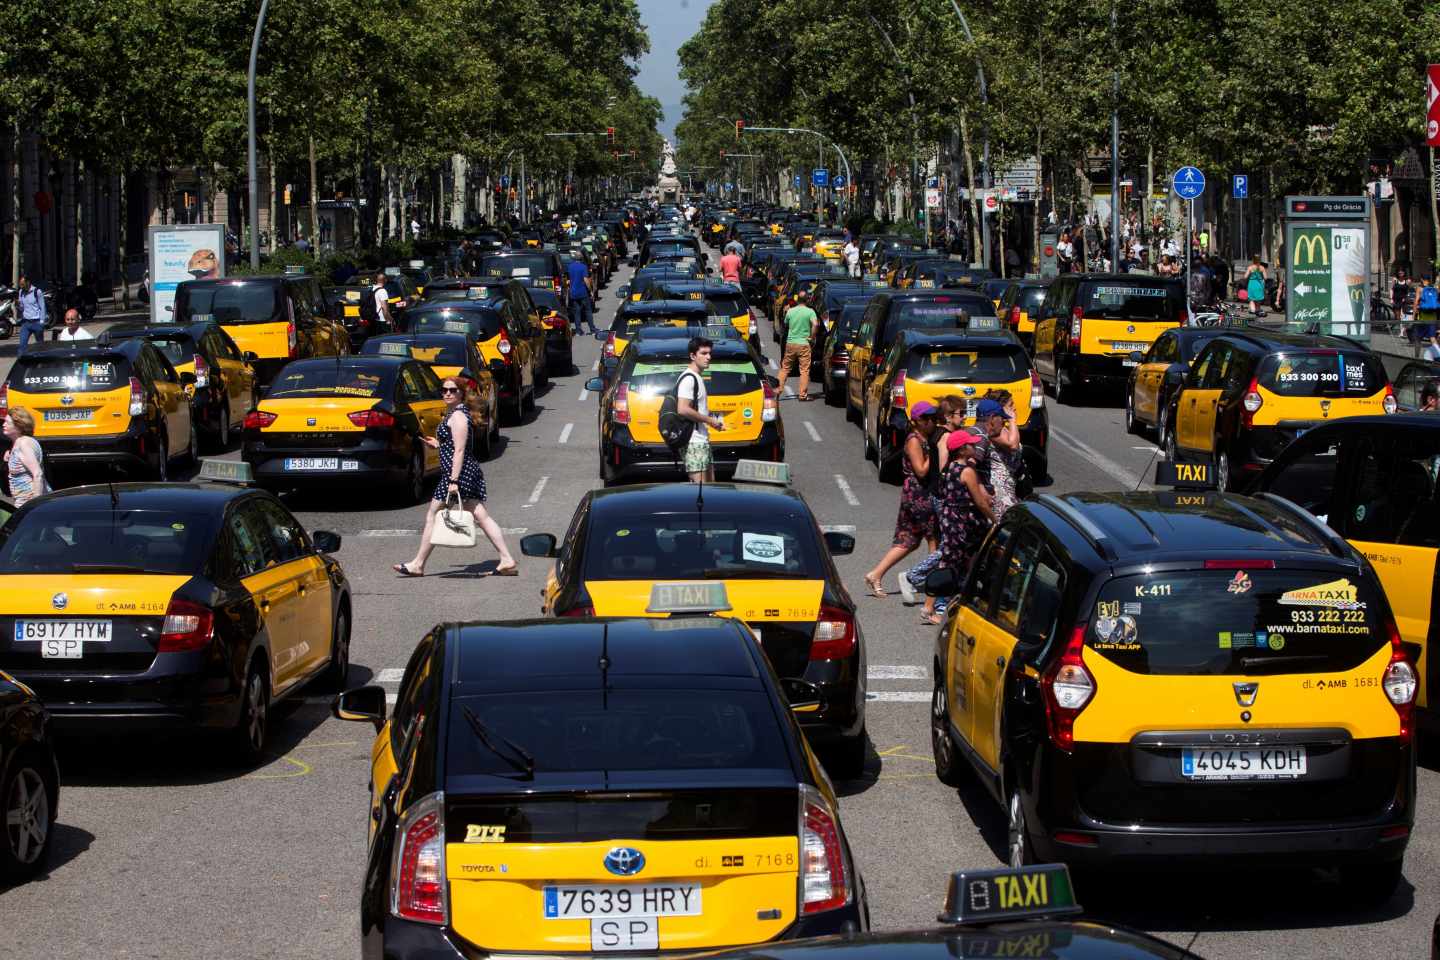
top-left (665, 336), bottom-right (726, 483)
top-left (365, 271), bottom-right (394, 334)
top-left (1412, 275), bottom-right (1439, 352)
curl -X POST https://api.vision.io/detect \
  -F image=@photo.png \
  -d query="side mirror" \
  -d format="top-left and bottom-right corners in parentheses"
top-left (520, 532), bottom-right (558, 558)
top-left (617, 285), bottom-right (630, 299)
top-left (823, 531), bottom-right (856, 556)
top-left (1129, 351), bottom-right (1144, 363)
top-left (924, 567), bottom-right (960, 597)
top-left (332, 685), bottom-right (387, 733)
top-left (164, 305), bottom-right (174, 313)
top-left (312, 529), bottom-right (342, 553)
top-left (243, 351), bottom-right (259, 363)
top-left (593, 330), bottom-right (609, 342)
top-left (584, 377), bottom-right (605, 393)
top-left (705, 267), bottom-right (715, 276)
top-left (781, 677), bottom-right (823, 713)
top-left (179, 371), bottom-right (198, 386)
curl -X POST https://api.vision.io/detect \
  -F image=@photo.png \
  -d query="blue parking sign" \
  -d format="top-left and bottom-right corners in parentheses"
top-left (1232, 175), bottom-right (1248, 199)
top-left (812, 168), bottom-right (829, 188)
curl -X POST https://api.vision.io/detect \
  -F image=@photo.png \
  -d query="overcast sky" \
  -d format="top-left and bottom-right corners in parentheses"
top-left (634, 0), bottom-right (715, 141)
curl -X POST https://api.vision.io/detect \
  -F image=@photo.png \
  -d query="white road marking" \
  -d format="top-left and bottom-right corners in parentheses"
top-left (375, 668), bottom-right (405, 683)
top-left (361, 527), bottom-right (527, 537)
top-left (578, 386), bottom-right (590, 401)
top-left (834, 474), bottom-right (860, 506)
top-left (591, 358), bottom-right (600, 370)
top-left (865, 691), bottom-right (930, 703)
top-left (526, 476), bottom-right (549, 505)
top-left (820, 524), bottom-right (856, 533)
top-left (1131, 445), bottom-right (1161, 452)
top-left (1050, 425), bottom-right (1145, 489)
top-left (558, 423), bottom-right (574, 444)
top-left (803, 421), bottom-right (822, 442)
top-left (868, 665), bottom-right (928, 680)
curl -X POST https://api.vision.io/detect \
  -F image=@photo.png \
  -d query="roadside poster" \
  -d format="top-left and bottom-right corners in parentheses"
top-left (148, 223), bottom-right (225, 324)
top-left (1284, 197), bottom-right (1369, 341)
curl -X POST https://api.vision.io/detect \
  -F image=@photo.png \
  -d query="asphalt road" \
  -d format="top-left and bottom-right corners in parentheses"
top-left (1, 258), bottom-right (1436, 959)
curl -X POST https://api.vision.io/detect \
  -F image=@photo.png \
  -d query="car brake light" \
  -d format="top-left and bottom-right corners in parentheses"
top-left (811, 605), bottom-right (856, 660)
top-left (1030, 369), bottom-right (1044, 410)
top-left (1009, 305), bottom-right (1021, 329)
top-left (1383, 620), bottom-right (1417, 742)
top-left (287, 321), bottom-right (297, 358)
top-left (497, 331), bottom-right (512, 356)
top-left (891, 369), bottom-right (907, 411)
top-left (348, 408), bottom-right (396, 429)
top-left (0, 382), bottom-right (9, 420)
top-left (1069, 307), bottom-right (1083, 351)
top-left (1383, 384), bottom-right (1397, 414)
top-left (192, 354), bottom-right (210, 389)
top-left (1242, 376), bottom-right (1263, 428)
top-left (613, 382), bottom-right (631, 424)
top-left (128, 377), bottom-right (146, 417)
top-left (1203, 559), bottom-right (1276, 569)
top-left (391, 792), bottom-right (447, 925)
top-left (158, 597), bottom-right (214, 652)
top-left (603, 332), bottom-right (617, 359)
top-left (1042, 625), bottom-right (1094, 752)
top-left (799, 784), bottom-right (850, 914)
top-left (762, 378), bottom-right (778, 422)
top-left (243, 409), bottom-right (277, 430)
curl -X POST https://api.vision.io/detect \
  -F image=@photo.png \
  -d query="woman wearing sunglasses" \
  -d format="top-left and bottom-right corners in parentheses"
top-left (394, 378), bottom-right (517, 577)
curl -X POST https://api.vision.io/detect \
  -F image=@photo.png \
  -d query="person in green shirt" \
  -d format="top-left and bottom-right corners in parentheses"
top-left (777, 289), bottom-right (819, 400)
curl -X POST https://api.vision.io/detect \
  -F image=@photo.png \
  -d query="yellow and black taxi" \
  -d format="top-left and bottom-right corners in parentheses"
top-left (769, 264), bottom-right (849, 338)
top-left (421, 277), bottom-right (510, 304)
top-left (821, 302), bottom-right (870, 407)
top-left (2, 340), bottom-right (196, 481)
top-left (642, 279), bottom-right (756, 347)
top-left (1032, 273), bottom-right (1185, 404)
top-left (0, 460), bottom-right (351, 763)
top-left (864, 329), bottom-right (1047, 483)
top-left (520, 283), bottom-right (577, 372)
top-left (242, 355), bottom-right (448, 501)
top-left (326, 283), bottom-right (397, 347)
top-left (400, 260), bottom-right (438, 298)
top-left (624, 265), bottom-right (706, 304)
top-left (381, 271), bottom-right (424, 329)
top-left (599, 299), bottom-right (712, 382)
top-left (980, 278), bottom-right (1016, 311)
top-left (878, 250), bottom-right (944, 288)
top-left (926, 484), bottom-right (1416, 901)
top-left (1, 667), bottom-right (60, 883)
top-left (101, 320), bottom-right (259, 453)
top-left (905, 261), bottom-right (988, 291)
top-left (331, 600), bottom-right (868, 959)
top-left (410, 298), bottom-right (546, 423)
top-left (358, 336), bottom-right (499, 460)
top-left (1163, 330), bottom-right (1396, 491)
top-left (700, 863), bottom-right (1208, 960)
top-left (1123, 326), bottom-right (1226, 439)
top-left (587, 337), bottom-right (780, 484)
top-left (858, 235), bottom-right (921, 275)
top-left (173, 274), bottom-right (348, 384)
top-left (1250, 414), bottom-right (1440, 733)
top-left (521, 469), bottom-right (867, 775)
top-left (478, 251), bottom-right (566, 294)
top-left (639, 235), bottom-right (706, 270)
top-left (996, 277), bottom-right (1051, 352)
top-left (845, 290), bottom-right (1000, 423)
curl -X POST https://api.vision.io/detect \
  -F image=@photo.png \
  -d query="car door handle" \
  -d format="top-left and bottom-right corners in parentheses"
top-left (995, 656), bottom-right (1007, 668)
top-left (964, 634), bottom-right (976, 648)
top-left (298, 585), bottom-right (307, 596)
top-left (260, 599), bottom-right (270, 611)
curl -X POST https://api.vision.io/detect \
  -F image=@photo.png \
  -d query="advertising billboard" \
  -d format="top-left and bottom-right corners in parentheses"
top-left (1284, 197), bottom-right (1369, 341)
top-left (147, 223), bottom-right (226, 324)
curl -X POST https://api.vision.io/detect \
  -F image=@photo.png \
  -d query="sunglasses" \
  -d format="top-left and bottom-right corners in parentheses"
top-left (442, 386), bottom-right (461, 393)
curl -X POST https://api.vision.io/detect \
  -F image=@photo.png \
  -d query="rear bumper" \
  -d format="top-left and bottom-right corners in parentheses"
top-left (1033, 821), bottom-right (1411, 868)
top-left (243, 436), bottom-right (409, 487)
top-left (605, 424), bottom-right (784, 481)
top-left (9, 652), bottom-right (242, 733)
top-left (42, 428), bottom-right (152, 477)
top-left (1062, 353), bottom-right (1136, 387)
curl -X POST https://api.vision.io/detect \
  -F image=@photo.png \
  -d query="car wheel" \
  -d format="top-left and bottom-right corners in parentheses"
top-left (862, 410), bottom-right (876, 462)
top-left (1006, 783), bottom-right (1036, 868)
top-left (1124, 391), bottom-right (1140, 435)
top-left (1157, 401), bottom-right (1170, 447)
top-left (1336, 859), bottom-right (1403, 907)
top-left (155, 432), bottom-right (169, 481)
top-left (1055, 369), bottom-right (1076, 406)
top-left (1216, 447), bottom-right (1232, 492)
top-left (845, 393), bottom-right (860, 424)
top-left (931, 679), bottom-right (965, 787)
top-left (229, 662), bottom-right (270, 765)
top-left (477, 418), bottom-right (494, 462)
top-left (1164, 419), bottom-right (1178, 463)
top-left (826, 728), bottom-right (868, 781)
top-left (185, 418), bottom-right (199, 466)
top-left (209, 404), bottom-right (230, 454)
top-left (403, 447), bottom-right (426, 504)
top-left (0, 751), bottom-right (54, 882)
top-left (321, 603), bottom-right (351, 691)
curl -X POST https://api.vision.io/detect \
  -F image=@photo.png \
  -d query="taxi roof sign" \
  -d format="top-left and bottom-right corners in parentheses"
top-left (377, 341), bottom-right (411, 357)
top-left (197, 458), bottom-right (254, 485)
top-left (732, 459), bottom-right (791, 486)
top-left (443, 320), bottom-right (471, 334)
top-left (1154, 460), bottom-right (1217, 490)
top-left (408, 259), bottom-right (425, 269)
top-left (938, 864), bottom-right (1081, 926)
top-left (384, 267), bottom-right (402, 277)
top-left (646, 582), bottom-right (732, 615)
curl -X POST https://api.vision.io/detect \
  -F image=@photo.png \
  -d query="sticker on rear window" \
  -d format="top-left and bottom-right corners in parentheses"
top-left (1278, 578), bottom-right (1364, 610)
top-left (1092, 286), bottom-right (1167, 298)
top-left (741, 533), bottom-right (785, 565)
top-left (1093, 614), bottom-right (1140, 651)
top-left (1226, 571), bottom-right (1252, 594)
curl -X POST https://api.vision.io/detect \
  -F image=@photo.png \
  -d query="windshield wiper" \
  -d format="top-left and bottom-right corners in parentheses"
top-left (460, 705), bottom-right (535, 780)
top-left (71, 562), bottom-right (175, 575)
top-left (697, 568), bottom-right (811, 579)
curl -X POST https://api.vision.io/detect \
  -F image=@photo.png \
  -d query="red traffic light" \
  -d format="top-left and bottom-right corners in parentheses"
top-left (606, 127), bottom-right (615, 145)
top-left (735, 120), bottom-right (744, 141)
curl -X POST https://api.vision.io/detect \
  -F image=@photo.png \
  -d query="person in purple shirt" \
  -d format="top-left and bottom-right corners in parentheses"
top-left (566, 258), bottom-right (596, 334)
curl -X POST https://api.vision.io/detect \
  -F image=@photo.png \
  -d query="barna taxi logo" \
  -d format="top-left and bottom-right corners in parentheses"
top-left (1278, 578), bottom-right (1363, 610)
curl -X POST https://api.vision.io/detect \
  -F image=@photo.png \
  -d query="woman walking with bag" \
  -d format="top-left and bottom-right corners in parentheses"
top-left (394, 378), bottom-right (517, 577)
top-left (863, 402), bottom-right (940, 597)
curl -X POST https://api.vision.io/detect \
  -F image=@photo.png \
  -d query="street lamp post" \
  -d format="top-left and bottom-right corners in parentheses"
top-left (869, 16), bottom-right (926, 242)
top-left (247, 0), bottom-right (272, 270)
top-left (741, 127), bottom-right (852, 221)
top-left (943, 0), bottom-right (990, 270)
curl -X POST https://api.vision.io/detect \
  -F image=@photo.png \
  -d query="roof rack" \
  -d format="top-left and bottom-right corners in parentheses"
top-left (1035, 494), bottom-right (1116, 561)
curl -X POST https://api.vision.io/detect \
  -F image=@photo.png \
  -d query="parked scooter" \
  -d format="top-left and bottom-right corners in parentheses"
top-left (0, 284), bottom-right (14, 339)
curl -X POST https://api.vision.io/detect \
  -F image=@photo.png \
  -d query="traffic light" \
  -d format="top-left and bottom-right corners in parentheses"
top-left (720, 149), bottom-right (726, 160)
top-left (735, 120), bottom-right (744, 141)
top-left (606, 127), bottom-right (615, 145)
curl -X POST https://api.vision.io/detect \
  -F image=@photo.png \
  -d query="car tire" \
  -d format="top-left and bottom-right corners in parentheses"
top-left (1055, 368), bottom-right (1077, 406)
top-left (185, 418), bottom-right (199, 466)
top-left (1164, 419), bottom-right (1178, 463)
top-left (845, 394), bottom-right (860, 425)
top-left (862, 411), bottom-right (876, 462)
top-left (931, 679), bottom-right (966, 787)
top-left (1216, 447), bottom-right (1232, 492)
top-left (321, 602), bottom-right (351, 692)
top-left (228, 661), bottom-right (270, 766)
top-left (154, 431), bottom-right (169, 481)
top-left (477, 418), bottom-right (494, 462)
top-left (1006, 782), bottom-right (1037, 868)
top-left (403, 447), bottom-right (426, 504)
top-left (1124, 391), bottom-right (1140, 435)
top-left (1336, 859), bottom-right (1403, 907)
top-left (1156, 400), bottom-right (1170, 447)
top-left (826, 728), bottom-right (868, 781)
top-left (208, 404), bottom-right (230, 454)
top-left (0, 750), bottom-right (55, 883)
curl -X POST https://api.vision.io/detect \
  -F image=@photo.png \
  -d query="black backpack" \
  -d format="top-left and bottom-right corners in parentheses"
top-left (360, 286), bottom-right (380, 326)
top-left (657, 370), bottom-right (699, 450)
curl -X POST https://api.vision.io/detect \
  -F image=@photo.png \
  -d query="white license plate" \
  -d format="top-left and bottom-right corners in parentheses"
top-left (14, 619), bottom-right (112, 643)
top-left (284, 458), bottom-right (339, 471)
top-left (1110, 341), bottom-right (1148, 353)
top-left (591, 917), bottom-right (658, 952)
top-left (1181, 746), bottom-right (1307, 780)
top-left (340, 460), bottom-right (360, 471)
top-left (543, 884), bottom-right (701, 920)
top-left (1123, 359), bottom-right (1139, 367)
top-left (44, 408), bottom-right (93, 422)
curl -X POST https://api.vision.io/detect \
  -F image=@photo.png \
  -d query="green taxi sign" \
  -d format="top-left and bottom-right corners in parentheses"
top-left (732, 459), bottom-right (791, 486)
top-left (938, 864), bottom-right (1081, 926)
top-left (1154, 460), bottom-right (1216, 490)
top-left (646, 582), bottom-right (732, 615)
top-left (197, 458), bottom-right (254, 485)
top-left (443, 320), bottom-right (471, 334)
top-left (377, 341), bottom-right (411, 357)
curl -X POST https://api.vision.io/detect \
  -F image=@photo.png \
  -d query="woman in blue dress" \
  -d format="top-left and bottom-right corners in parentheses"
top-left (394, 377), bottom-right (517, 577)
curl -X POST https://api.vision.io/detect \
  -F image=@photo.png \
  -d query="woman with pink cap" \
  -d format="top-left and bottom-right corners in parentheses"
top-left (918, 427), bottom-right (995, 623)
top-left (863, 401), bottom-right (940, 597)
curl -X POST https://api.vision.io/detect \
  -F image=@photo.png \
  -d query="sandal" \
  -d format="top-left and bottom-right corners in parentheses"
top-left (862, 574), bottom-right (887, 598)
top-left (491, 564), bottom-right (520, 577)
top-left (393, 562), bottom-right (424, 577)
top-left (919, 611), bottom-right (943, 625)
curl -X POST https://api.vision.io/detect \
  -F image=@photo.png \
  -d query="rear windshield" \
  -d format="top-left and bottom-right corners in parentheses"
top-left (837, 306), bottom-right (867, 337)
top-left (133, 337), bottom-right (196, 367)
top-left (1080, 282), bottom-right (1181, 321)
top-left (910, 345), bottom-right (1028, 382)
top-left (705, 295), bottom-right (748, 318)
top-left (446, 690), bottom-right (788, 776)
top-left (1088, 570), bottom-right (1387, 675)
top-left (529, 289), bottom-right (563, 311)
top-left (13, 357), bottom-right (128, 393)
top-left (626, 361), bottom-right (760, 396)
top-left (363, 339), bottom-right (468, 366)
top-left (481, 255), bottom-right (553, 278)
top-left (585, 511), bottom-right (823, 580)
top-left (174, 283), bottom-right (278, 324)
top-left (411, 309), bottom-right (504, 340)
top-left (0, 509), bottom-right (211, 575)
top-left (266, 366), bottom-right (389, 399)
top-left (1259, 352), bottom-right (1386, 398)
top-left (619, 313), bottom-right (706, 335)
top-left (886, 300), bottom-right (999, 344)
top-left (1021, 287), bottom-right (1048, 310)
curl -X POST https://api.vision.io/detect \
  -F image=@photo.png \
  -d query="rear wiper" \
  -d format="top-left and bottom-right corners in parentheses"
top-left (460, 705), bottom-right (535, 780)
top-left (71, 563), bottom-right (172, 575)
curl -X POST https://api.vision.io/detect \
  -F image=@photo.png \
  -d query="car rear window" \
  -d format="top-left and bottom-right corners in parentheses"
top-left (584, 511), bottom-right (823, 580)
top-left (910, 345), bottom-right (1028, 382)
top-left (174, 283), bottom-right (278, 324)
top-left (363, 338), bottom-right (468, 366)
top-left (1080, 282), bottom-right (1182, 321)
top-left (1259, 352), bottom-right (1386, 398)
top-left (411, 309), bottom-right (504, 341)
top-left (626, 361), bottom-right (760, 396)
top-left (886, 299), bottom-right (999, 344)
top-left (1022, 287), bottom-right (1048, 310)
top-left (1088, 570), bottom-right (1388, 676)
top-left (528, 289), bottom-right (563, 311)
top-left (0, 509), bottom-right (211, 575)
top-left (705, 295), bottom-right (748, 318)
top-left (619, 312), bottom-right (707, 336)
top-left (267, 366), bottom-right (389, 399)
top-left (481, 254), bottom-right (553, 278)
top-left (13, 356), bottom-right (128, 393)
top-left (445, 690), bottom-right (789, 776)
top-left (130, 337), bottom-right (194, 367)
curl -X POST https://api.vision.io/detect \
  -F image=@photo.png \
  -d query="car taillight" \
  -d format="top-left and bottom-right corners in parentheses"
top-left (1242, 376), bottom-right (1263, 428)
top-left (1068, 307), bottom-right (1083, 351)
top-left (497, 332), bottom-right (512, 356)
top-left (891, 369), bottom-right (907, 411)
top-left (811, 605), bottom-right (856, 660)
top-left (287, 321), bottom-right (297, 357)
top-left (191, 354), bottom-right (210, 389)
top-left (1030, 368), bottom-right (1044, 409)
top-left (603, 332), bottom-right (617, 359)
top-left (1383, 384), bottom-right (1397, 414)
top-left (128, 377), bottom-right (146, 417)
top-left (0, 382), bottom-right (9, 420)
top-left (158, 597), bottom-right (214, 652)
top-left (762, 378), bottom-right (778, 422)
top-left (1383, 620), bottom-right (1417, 742)
top-left (1042, 625), bottom-right (1094, 752)
top-left (799, 784), bottom-right (850, 914)
top-left (391, 792), bottom-right (447, 925)
top-left (243, 409), bottom-right (277, 430)
top-left (613, 382), bottom-right (631, 424)
top-left (1009, 305), bottom-right (1021, 329)
top-left (348, 408), bottom-right (396, 429)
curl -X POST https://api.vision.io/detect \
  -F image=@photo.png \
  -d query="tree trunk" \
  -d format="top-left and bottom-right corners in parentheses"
top-left (11, 121), bottom-right (21, 284)
top-left (452, 155), bottom-right (467, 230)
top-left (1032, 126), bottom-right (1043, 272)
top-left (959, 111), bottom-right (981, 264)
top-left (267, 151), bottom-right (276, 251)
top-left (309, 135), bottom-right (319, 246)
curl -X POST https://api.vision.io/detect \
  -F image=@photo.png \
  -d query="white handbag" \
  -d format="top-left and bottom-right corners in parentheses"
top-left (430, 492), bottom-right (477, 548)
